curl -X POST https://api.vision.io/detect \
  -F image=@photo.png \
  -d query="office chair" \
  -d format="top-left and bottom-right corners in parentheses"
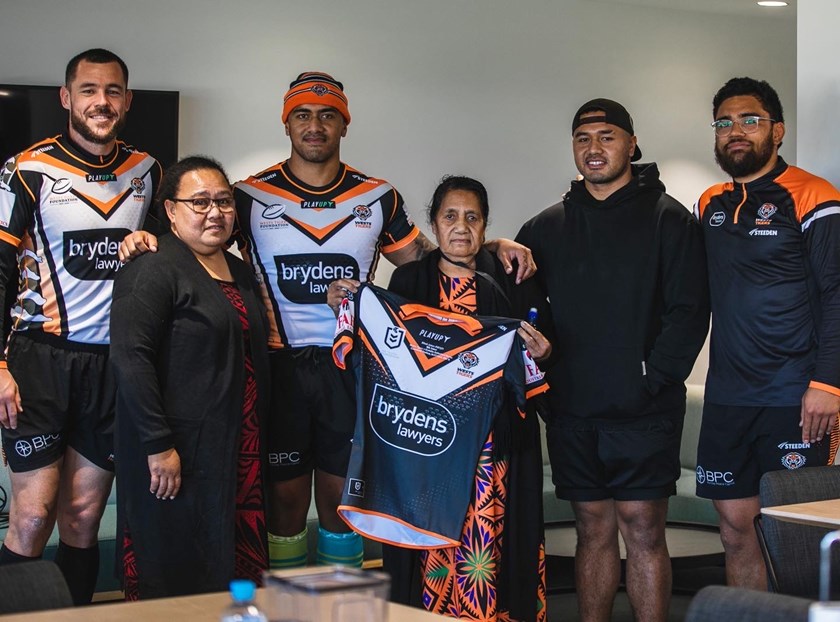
top-left (0, 559), bottom-right (73, 614)
top-left (754, 465), bottom-right (840, 598)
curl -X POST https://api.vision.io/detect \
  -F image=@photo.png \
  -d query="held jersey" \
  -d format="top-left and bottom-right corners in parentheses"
top-left (233, 161), bottom-right (419, 348)
top-left (0, 135), bottom-right (160, 346)
top-left (332, 284), bottom-right (548, 548)
top-left (695, 158), bottom-right (840, 406)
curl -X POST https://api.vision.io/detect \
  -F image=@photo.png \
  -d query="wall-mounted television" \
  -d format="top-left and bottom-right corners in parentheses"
top-left (0, 84), bottom-right (179, 168)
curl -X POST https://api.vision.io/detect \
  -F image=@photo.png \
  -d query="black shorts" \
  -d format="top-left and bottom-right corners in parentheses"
top-left (696, 402), bottom-right (836, 500)
top-left (266, 347), bottom-right (356, 481)
top-left (1, 332), bottom-right (115, 473)
top-left (545, 410), bottom-right (683, 502)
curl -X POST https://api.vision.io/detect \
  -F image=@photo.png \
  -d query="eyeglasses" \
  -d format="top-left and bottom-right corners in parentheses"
top-left (711, 116), bottom-right (776, 137)
top-left (171, 197), bottom-right (235, 214)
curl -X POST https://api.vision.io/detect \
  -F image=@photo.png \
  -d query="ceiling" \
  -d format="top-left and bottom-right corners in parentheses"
top-left (591, 0), bottom-right (796, 18)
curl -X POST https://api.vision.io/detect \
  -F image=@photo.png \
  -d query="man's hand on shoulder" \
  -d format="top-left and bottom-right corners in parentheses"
top-left (119, 231), bottom-right (159, 262)
top-left (485, 238), bottom-right (536, 284)
top-left (800, 386), bottom-right (840, 443)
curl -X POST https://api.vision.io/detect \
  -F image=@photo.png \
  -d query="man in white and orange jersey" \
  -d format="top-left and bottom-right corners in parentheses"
top-left (0, 48), bottom-right (162, 603)
top-left (130, 71), bottom-right (533, 569)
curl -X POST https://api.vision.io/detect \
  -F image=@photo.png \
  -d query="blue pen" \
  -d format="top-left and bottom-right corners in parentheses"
top-left (527, 307), bottom-right (538, 328)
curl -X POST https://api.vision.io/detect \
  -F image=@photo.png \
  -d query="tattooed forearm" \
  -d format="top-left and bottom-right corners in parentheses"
top-left (412, 232), bottom-right (438, 260)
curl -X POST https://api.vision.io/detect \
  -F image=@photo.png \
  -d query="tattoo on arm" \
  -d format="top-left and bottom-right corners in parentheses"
top-left (412, 233), bottom-right (437, 261)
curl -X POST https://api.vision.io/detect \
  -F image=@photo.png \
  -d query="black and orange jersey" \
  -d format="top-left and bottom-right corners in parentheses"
top-left (0, 135), bottom-right (161, 351)
top-left (695, 158), bottom-right (840, 406)
top-left (332, 284), bottom-right (547, 548)
top-left (232, 161), bottom-right (419, 348)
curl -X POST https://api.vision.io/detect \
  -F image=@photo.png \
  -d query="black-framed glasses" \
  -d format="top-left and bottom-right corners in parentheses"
top-left (711, 116), bottom-right (776, 137)
top-left (171, 197), bottom-right (235, 214)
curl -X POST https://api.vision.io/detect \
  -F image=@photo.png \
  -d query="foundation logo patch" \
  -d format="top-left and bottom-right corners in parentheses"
top-left (369, 384), bottom-right (456, 457)
top-left (52, 178), bottom-right (72, 194)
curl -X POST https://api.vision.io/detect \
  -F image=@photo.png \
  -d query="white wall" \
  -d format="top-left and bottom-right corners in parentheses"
top-left (0, 0), bottom-right (797, 384)
top-left (797, 0), bottom-right (839, 186)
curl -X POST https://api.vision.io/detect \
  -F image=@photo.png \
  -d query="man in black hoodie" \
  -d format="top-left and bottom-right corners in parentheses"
top-left (516, 99), bottom-right (709, 622)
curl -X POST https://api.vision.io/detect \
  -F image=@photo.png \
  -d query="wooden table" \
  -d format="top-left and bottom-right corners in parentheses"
top-left (761, 498), bottom-right (840, 529)
top-left (0, 585), bottom-right (447, 621)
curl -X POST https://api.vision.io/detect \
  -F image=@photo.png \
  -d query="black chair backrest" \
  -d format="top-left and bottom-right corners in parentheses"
top-left (759, 465), bottom-right (840, 599)
top-left (685, 585), bottom-right (811, 622)
top-left (0, 559), bottom-right (73, 614)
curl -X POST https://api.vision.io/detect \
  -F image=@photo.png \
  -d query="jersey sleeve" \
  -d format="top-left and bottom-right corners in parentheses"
top-left (0, 156), bottom-right (39, 359)
top-left (801, 197), bottom-right (840, 396)
top-left (332, 291), bottom-right (356, 369)
top-left (379, 188), bottom-right (419, 254)
top-left (140, 159), bottom-right (166, 234)
top-left (505, 332), bottom-right (549, 412)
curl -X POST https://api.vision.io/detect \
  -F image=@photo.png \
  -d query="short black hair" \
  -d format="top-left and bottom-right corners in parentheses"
top-left (428, 175), bottom-right (490, 224)
top-left (65, 48), bottom-right (129, 86)
top-left (155, 155), bottom-right (231, 211)
top-left (712, 77), bottom-right (784, 123)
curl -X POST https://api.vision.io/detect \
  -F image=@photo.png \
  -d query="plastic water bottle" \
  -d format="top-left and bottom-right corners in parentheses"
top-left (220, 580), bottom-right (268, 622)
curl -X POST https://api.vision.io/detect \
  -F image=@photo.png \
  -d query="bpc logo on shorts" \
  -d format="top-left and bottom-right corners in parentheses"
top-left (696, 465), bottom-right (734, 486)
top-left (15, 440), bottom-right (33, 457)
top-left (781, 452), bottom-right (806, 470)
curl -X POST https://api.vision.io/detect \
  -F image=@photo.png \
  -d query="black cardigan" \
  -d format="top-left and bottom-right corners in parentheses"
top-left (110, 233), bottom-right (270, 598)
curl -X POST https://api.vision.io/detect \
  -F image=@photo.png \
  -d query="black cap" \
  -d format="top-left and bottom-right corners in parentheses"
top-left (572, 98), bottom-right (643, 162)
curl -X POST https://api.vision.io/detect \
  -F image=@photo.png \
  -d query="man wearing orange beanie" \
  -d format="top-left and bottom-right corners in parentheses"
top-left (122, 71), bottom-right (537, 570)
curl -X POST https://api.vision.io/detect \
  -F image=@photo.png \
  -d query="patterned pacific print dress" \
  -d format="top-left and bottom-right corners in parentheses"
top-left (419, 274), bottom-right (547, 622)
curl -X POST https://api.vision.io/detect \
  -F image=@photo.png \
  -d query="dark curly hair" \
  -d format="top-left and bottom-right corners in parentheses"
top-left (155, 155), bottom-right (231, 213)
top-left (712, 77), bottom-right (784, 123)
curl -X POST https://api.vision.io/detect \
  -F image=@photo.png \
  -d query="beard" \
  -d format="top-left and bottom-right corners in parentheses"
top-left (70, 106), bottom-right (126, 145)
top-left (714, 131), bottom-right (775, 179)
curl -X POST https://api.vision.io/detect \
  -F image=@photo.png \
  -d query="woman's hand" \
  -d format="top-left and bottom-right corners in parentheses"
top-left (517, 322), bottom-right (552, 362)
top-left (326, 279), bottom-right (360, 316)
top-left (148, 448), bottom-right (181, 500)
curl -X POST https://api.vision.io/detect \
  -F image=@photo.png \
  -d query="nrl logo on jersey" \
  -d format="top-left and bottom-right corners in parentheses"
top-left (756, 202), bottom-right (777, 225)
top-left (384, 326), bottom-right (405, 349)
